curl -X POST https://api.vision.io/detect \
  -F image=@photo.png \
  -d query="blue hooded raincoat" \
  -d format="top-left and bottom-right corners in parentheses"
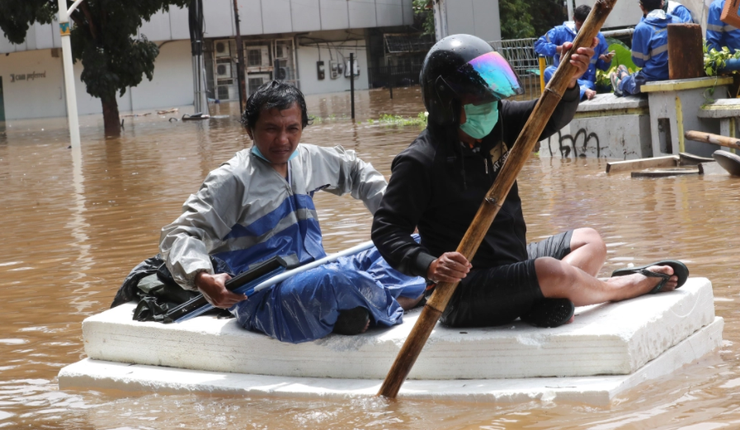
top-left (534, 21), bottom-right (611, 99)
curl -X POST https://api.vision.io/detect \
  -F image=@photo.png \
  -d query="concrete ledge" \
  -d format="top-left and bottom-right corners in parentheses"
top-left (641, 76), bottom-right (733, 93)
top-left (575, 93), bottom-right (648, 114)
top-left (58, 317), bottom-right (724, 405)
top-left (80, 278), bottom-right (715, 380)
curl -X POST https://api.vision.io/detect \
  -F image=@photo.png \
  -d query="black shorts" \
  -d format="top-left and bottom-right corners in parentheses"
top-left (439, 230), bottom-right (574, 328)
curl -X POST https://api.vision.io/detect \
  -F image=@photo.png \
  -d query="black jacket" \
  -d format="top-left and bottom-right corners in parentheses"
top-left (372, 86), bottom-right (580, 279)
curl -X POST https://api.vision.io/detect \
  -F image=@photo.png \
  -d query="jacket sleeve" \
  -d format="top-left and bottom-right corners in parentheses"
top-left (159, 164), bottom-right (245, 290)
top-left (706, 2), bottom-right (724, 52)
top-left (372, 150), bottom-right (436, 279)
top-left (305, 144), bottom-right (387, 214)
top-left (631, 25), bottom-right (650, 68)
top-left (595, 33), bottom-right (611, 71)
top-left (534, 28), bottom-right (559, 58)
top-left (672, 5), bottom-right (694, 23)
top-left (500, 84), bottom-right (580, 144)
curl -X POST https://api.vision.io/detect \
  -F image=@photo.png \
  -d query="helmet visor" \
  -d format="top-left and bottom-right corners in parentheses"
top-left (443, 51), bottom-right (524, 103)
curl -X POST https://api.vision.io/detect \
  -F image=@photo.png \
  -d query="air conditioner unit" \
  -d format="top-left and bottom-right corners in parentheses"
top-left (275, 66), bottom-right (292, 81)
top-left (216, 62), bottom-right (232, 79)
top-left (215, 41), bottom-right (230, 58)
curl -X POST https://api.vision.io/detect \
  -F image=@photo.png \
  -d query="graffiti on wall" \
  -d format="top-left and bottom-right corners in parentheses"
top-left (541, 128), bottom-right (601, 158)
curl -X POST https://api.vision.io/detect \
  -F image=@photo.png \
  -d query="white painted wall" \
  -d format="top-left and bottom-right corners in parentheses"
top-left (444, 0), bottom-right (501, 42)
top-left (0, 41), bottom-right (193, 120)
top-left (297, 41), bottom-right (369, 95)
top-left (0, 0), bottom-right (414, 54)
top-left (130, 41), bottom-right (194, 110)
top-left (0, 49), bottom-right (66, 120)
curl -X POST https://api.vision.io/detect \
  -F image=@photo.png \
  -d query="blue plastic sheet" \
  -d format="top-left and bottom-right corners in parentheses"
top-left (231, 245), bottom-right (426, 343)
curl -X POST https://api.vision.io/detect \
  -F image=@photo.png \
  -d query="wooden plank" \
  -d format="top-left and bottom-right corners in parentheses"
top-left (668, 24), bottom-right (704, 80)
top-left (631, 167), bottom-right (699, 178)
top-left (606, 156), bottom-right (679, 173)
top-left (685, 129), bottom-right (740, 150)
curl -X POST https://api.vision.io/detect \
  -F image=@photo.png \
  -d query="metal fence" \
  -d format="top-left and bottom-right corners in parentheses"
top-left (371, 37), bottom-right (546, 101)
top-left (489, 38), bottom-right (545, 101)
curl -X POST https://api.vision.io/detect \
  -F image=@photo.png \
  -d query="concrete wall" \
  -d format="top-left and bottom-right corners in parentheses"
top-left (0, 0), bottom-right (414, 54)
top-left (0, 49), bottom-right (66, 120)
top-left (444, 0), bottom-right (501, 42)
top-left (0, 41), bottom-right (193, 120)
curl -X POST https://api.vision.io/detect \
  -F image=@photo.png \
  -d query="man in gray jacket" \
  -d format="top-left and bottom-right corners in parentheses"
top-left (160, 81), bottom-right (424, 343)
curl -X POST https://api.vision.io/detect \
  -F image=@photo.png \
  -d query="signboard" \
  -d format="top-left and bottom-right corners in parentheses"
top-left (9, 71), bottom-right (46, 83)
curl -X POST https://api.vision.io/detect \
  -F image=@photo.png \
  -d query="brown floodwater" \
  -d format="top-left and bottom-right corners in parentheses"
top-left (2, 87), bottom-right (740, 429)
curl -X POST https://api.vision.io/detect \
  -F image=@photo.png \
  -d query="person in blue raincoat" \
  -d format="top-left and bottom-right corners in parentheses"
top-left (159, 81), bottom-right (425, 343)
top-left (534, 4), bottom-right (614, 100)
top-left (707, 0), bottom-right (740, 53)
top-left (610, 0), bottom-right (681, 96)
top-left (662, 0), bottom-right (694, 23)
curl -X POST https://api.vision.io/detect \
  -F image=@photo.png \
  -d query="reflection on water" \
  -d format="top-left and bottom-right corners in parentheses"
top-left (2, 87), bottom-right (740, 428)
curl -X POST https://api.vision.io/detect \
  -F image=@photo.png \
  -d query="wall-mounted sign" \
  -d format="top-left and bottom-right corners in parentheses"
top-left (9, 71), bottom-right (46, 83)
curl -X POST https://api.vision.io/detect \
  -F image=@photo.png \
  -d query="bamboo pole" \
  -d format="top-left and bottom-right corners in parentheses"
top-left (376, 0), bottom-right (618, 400)
top-left (685, 129), bottom-right (740, 151)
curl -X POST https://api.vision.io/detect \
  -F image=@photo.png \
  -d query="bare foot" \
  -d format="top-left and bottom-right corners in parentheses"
top-left (585, 89), bottom-right (596, 100)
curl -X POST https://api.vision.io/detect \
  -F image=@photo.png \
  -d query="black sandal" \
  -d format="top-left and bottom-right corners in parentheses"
top-left (611, 260), bottom-right (689, 294)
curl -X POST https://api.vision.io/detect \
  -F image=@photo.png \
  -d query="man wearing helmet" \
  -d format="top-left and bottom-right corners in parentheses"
top-left (372, 34), bottom-right (683, 328)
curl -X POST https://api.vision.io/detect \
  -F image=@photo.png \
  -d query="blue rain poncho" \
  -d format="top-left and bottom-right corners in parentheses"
top-left (534, 21), bottom-right (610, 99)
top-left (160, 144), bottom-right (425, 343)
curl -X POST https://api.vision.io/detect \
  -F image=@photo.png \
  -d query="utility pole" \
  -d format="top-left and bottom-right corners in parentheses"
top-left (233, 0), bottom-right (247, 113)
top-left (58, 0), bottom-right (83, 149)
top-left (350, 53), bottom-right (355, 120)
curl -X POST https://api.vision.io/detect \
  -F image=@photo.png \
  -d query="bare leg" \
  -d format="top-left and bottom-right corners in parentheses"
top-left (562, 227), bottom-right (606, 277)
top-left (537, 257), bottom-right (679, 307)
top-left (397, 294), bottom-right (424, 311)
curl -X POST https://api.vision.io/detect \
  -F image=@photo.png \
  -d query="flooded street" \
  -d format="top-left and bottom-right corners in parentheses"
top-left (2, 87), bottom-right (740, 428)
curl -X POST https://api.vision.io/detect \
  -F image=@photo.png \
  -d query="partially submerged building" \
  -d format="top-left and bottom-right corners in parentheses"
top-left (0, 0), bottom-right (434, 121)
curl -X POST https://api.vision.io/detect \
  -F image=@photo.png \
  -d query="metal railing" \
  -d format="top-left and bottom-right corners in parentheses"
top-left (488, 38), bottom-right (544, 101)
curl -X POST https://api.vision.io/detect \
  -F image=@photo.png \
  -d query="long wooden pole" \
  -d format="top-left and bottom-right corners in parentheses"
top-left (377, 0), bottom-right (618, 399)
top-left (685, 129), bottom-right (740, 151)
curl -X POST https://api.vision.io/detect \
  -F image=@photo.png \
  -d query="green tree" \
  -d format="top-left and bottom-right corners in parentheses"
top-left (413, 0), bottom-right (435, 36)
top-left (499, 0), bottom-right (566, 40)
top-left (0, 0), bottom-right (189, 136)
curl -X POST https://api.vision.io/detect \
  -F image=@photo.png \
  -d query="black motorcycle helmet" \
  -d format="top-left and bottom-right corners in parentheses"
top-left (420, 34), bottom-right (523, 125)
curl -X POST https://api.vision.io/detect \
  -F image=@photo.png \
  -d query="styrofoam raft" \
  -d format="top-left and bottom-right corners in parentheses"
top-left (78, 278), bottom-right (716, 380)
top-left (59, 316), bottom-right (723, 404)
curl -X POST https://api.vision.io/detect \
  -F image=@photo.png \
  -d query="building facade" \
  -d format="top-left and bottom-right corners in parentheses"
top-left (0, 0), bottom-right (417, 121)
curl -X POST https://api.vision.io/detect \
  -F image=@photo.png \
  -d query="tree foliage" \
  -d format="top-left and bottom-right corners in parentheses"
top-left (413, 0), bottom-right (435, 36)
top-left (500, 0), bottom-right (566, 40)
top-left (0, 0), bottom-right (190, 135)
